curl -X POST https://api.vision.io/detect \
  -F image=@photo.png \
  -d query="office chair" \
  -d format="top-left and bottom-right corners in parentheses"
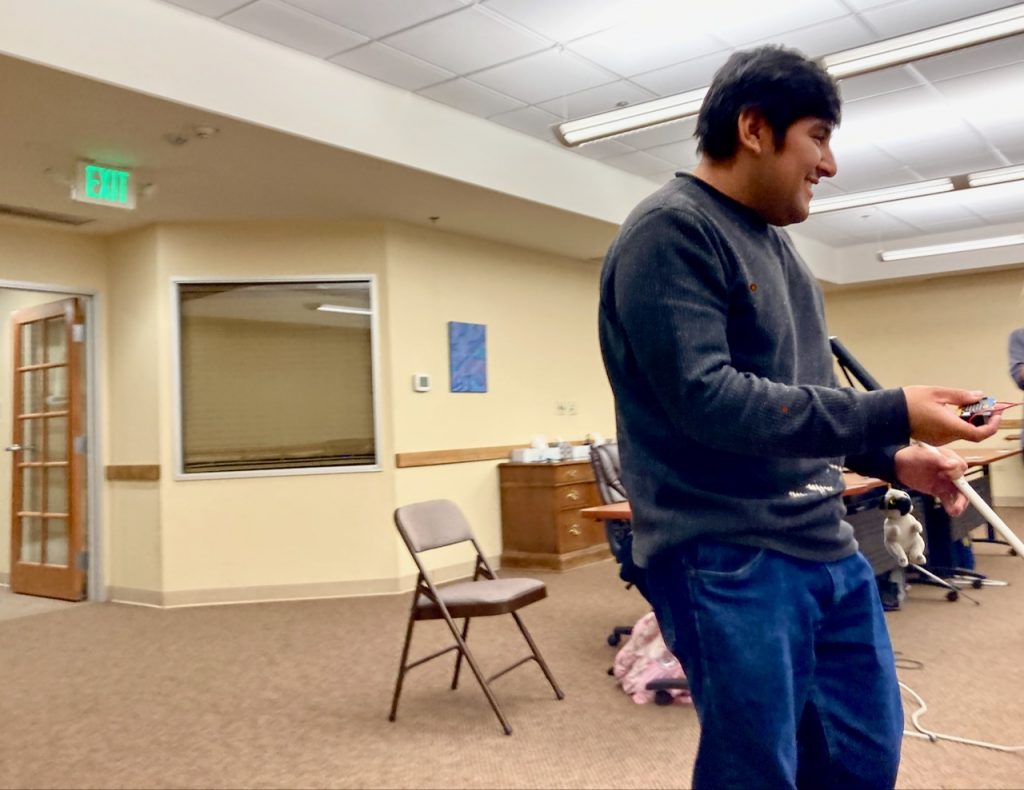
top-left (589, 442), bottom-right (641, 646)
top-left (589, 443), bottom-right (689, 704)
top-left (389, 499), bottom-right (564, 735)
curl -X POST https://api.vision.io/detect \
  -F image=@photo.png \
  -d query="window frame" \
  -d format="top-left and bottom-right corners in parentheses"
top-left (170, 275), bottom-right (383, 480)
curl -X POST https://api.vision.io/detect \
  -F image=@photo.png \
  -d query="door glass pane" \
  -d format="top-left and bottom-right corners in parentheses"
top-left (47, 366), bottom-right (68, 412)
top-left (47, 466), bottom-right (68, 515)
top-left (20, 369), bottom-right (44, 413)
top-left (20, 321), bottom-right (44, 366)
top-left (22, 467), bottom-right (43, 513)
top-left (23, 418), bottom-right (42, 459)
top-left (46, 416), bottom-right (68, 462)
top-left (20, 517), bottom-right (42, 563)
top-left (45, 519), bottom-right (69, 566)
top-left (45, 316), bottom-right (67, 364)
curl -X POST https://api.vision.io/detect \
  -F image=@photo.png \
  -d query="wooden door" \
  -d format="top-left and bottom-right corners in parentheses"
top-left (7, 298), bottom-right (87, 601)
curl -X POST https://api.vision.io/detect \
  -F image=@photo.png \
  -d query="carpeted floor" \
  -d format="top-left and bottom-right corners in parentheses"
top-left (2, 514), bottom-right (1023, 789)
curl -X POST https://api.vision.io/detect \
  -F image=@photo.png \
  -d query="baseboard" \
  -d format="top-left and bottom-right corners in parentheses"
top-left (0, 571), bottom-right (9, 585)
top-left (992, 496), bottom-right (1024, 508)
top-left (109, 556), bottom-right (499, 609)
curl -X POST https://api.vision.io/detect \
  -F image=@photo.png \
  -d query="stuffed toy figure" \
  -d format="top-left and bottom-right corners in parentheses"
top-left (881, 488), bottom-right (927, 567)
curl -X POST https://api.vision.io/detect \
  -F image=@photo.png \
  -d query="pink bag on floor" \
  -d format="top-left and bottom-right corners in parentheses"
top-left (612, 611), bottom-right (691, 705)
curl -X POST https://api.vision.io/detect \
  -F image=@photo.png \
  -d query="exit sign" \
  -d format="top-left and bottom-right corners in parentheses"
top-left (72, 162), bottom-right (136, 210)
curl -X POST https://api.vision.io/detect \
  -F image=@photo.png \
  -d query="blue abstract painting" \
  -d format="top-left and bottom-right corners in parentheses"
top-left (448, 321), bottom-right (487, 393)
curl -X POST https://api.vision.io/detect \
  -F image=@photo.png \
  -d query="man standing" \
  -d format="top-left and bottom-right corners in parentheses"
top-left (598, 46), bottom-right (1000, 789)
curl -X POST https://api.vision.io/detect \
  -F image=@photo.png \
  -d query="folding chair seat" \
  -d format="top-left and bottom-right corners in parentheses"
top-left (388, 499), bottom-right (564, 735)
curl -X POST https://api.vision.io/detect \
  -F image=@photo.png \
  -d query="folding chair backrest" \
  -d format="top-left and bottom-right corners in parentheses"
top-left (591, 442), bottom-right (627, 504)
top-left (394, 499), bottom-right (475, 553)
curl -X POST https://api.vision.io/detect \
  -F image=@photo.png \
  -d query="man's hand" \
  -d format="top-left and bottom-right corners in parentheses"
top-left (894, 443), bottom-right (969, 516)
top-left (903, 386), bottom-right (1002, 446)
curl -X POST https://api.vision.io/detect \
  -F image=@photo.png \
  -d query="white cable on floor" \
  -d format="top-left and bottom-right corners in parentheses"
top-left (900, 681), bottom-right (1024, 754)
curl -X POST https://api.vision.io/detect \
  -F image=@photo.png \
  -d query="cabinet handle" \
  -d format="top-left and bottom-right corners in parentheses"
top-left (565, 489), bottom-right (580, 501)
top-left (568, 523), bottom-right (582, 536)
top-left (567, 468), bottom-right (579, 478)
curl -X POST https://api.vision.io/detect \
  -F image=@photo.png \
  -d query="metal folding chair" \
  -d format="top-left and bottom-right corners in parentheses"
top-left (388, 499), bottom-right (564, 735)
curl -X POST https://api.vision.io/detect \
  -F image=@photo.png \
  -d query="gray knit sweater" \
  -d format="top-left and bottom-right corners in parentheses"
top-left (599, 174), bottom-right (910, 567)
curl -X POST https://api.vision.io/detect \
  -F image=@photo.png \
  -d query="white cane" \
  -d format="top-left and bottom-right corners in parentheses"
top-left (919, 442), bottom-right (1024, 561)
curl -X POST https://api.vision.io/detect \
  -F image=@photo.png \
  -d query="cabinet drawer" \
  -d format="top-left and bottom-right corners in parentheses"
top-left (556, 509), bottom-right (590, 553)
top-left (552, 482), bottom-right (598, 511)
top-left (553, 463), bottom-right (595, 485)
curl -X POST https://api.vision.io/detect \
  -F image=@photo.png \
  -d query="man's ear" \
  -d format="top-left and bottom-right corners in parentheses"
top-left (736, 107), bottom-right (771, 156)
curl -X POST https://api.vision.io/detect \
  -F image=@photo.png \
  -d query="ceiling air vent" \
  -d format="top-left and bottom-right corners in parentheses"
top-left (0, 202), bottom-right (94, 226)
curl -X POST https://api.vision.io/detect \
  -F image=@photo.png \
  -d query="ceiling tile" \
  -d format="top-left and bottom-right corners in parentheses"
top-left (618, 118), bottom-right (698, 151)
top-left (643, 139), bottom-right (700, 168)
top-left (571, 139), bottom-right (636, 160)
top-left (794, 221), bottom-right (860, 247)
top-left (602, 150), bottom-right (676, 177)
top-left (482, 0), bottom-right (633, 43)
top-left (489, 105), bottom-right (562, 139)
top-left (958, 181), bottom-right (1024, 220)
top-left (417, 78), bottom-right (525, 117)
top-left (747, 14), bottom-right (877, 59)
top-left (875, 191), bottom-right (980, 228)
top-left (630, 50), bottom-right (732, 95)
top-left (382, 5), bottom-right (549, 74)
top-left (809, 207), bottom-right (920, 244)
top-left (222, 0), bottom-right (367, 58)
top-left (714, 0), bottom-right (851, 47)
top-left (826, 141), bottom-right (918, 191)
top-left (283, 0), bottom-right (465, 38)
top-left (858, 0), bottom-right (1022, 38)
top-left (566, 21), bottom-right (727, 77)
top-left (330, 43), bottom-right (454, 91)
top-left (838, 66), bottom-right (921, 102)
top-left (931, 62), bottom-right (1024, 143)
top-left (537, 80), bottom-right (657, 120)
top-left (159, 0), bottom-right (251, 16)
top-left (912, 34), bottom-right (1024, 83)
top-left (470, 48), bottom-right (616, 105)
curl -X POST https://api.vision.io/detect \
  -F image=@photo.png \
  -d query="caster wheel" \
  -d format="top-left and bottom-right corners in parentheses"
top-left (972, 579), bottom-right (983, 589)
top-left (607, 633), bottom-right (621, 647)
top-left (946, 590), bottom-right (959, 602)
top-left (654, 690), bottom-right (673, 706)
top-left (607, 667), bottom-right (614, 676)
top-left (1009, 548), bottom-right (1017, 557)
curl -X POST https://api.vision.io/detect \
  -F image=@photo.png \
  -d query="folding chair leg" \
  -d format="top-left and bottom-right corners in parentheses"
top-left (511, 611), bottom-right (565, 700)
top-left (388, 612), bottom-right (417, 722)
top-left (451, 618), bottom-right (470, 690)
top-left (438, 609), bottom-right (513, 735)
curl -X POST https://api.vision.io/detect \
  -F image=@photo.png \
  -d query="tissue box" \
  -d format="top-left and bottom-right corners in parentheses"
top-left (571, 445), bottom-right (591, 460)
top-left (510, 448), bottom-right (545, 463)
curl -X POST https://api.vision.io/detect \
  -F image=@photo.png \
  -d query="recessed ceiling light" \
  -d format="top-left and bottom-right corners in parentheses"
top-left (878, 234), bottom-right (1024, 261)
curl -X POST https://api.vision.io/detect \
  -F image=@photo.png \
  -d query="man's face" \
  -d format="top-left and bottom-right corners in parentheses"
top-left (759, 117), bottom-right (837, 226)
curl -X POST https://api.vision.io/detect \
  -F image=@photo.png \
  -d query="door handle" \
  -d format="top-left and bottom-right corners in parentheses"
top-left (5, 444), bottom-right (31, 452)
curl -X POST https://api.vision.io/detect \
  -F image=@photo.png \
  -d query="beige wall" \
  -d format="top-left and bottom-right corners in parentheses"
top-left (105, 228), bottom-right (163, 598)
top-left (824, 267), bottom-right (1024, 502)
top-left (0, 220), bottom-right (107, 586)
top-left (385, 224), bottom-right (617, 567)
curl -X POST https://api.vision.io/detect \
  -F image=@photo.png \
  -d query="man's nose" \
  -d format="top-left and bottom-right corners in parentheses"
top-left (819, 145), bottom-right (838, 178)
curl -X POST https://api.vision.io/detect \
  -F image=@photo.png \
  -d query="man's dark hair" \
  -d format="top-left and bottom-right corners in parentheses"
top-left (695, 45), bottom-right (841, 161)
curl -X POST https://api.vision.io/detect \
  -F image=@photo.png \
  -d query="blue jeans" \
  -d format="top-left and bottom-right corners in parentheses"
top-left (645, 541), bottom-right (903, 790)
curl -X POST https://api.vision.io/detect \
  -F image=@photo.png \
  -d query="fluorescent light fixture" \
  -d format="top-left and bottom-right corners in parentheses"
top-left (808, 179), bottom-right (954, 214)
top-left (878, 234), bottom-right (1024, 262)
top-left (316, 303), bottom-right (371, 315)
top-left (967, 163), bottom-right (1024, 188)
top-left (823, 4), bottom-right (1024, 79)
top-left (554, 4), bottom-right (1024, 146)
top-left (554, 87), bottom-right (707, 147)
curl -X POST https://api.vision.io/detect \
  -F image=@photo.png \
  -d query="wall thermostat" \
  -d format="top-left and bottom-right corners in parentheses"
top-left (412, 373), bottom-right (431, 392)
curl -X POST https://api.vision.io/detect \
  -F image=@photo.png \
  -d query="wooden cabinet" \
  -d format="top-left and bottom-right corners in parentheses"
top-left (498, 460), bottom-right (611, 570)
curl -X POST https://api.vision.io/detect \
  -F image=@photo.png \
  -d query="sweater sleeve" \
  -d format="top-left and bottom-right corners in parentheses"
top-left (1010, 329), bottom-right (1024, 390)
top-left (611, 207), bottom-right (909, 459)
